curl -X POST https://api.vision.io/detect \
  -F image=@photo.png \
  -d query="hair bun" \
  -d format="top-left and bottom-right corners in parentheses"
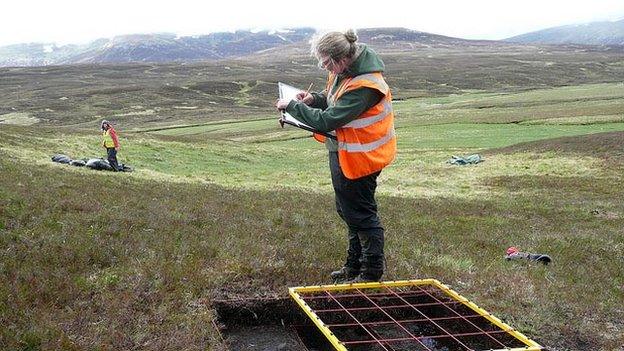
top-left (344, 29), bottom-right (358, 43)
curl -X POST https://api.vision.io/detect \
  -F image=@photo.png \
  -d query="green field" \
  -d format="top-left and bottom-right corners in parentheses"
top-left (1, 78), bottom-right (623, 350)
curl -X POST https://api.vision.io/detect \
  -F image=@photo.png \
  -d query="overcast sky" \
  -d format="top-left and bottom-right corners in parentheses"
top-left (2, 0), bottom-right (623, 47)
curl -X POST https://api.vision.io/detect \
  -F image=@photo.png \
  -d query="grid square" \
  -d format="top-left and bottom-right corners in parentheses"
top-left (416, 302), bottom-right (463, 319)
top-left (384, 304), bottom-right (425, 321)
top-left (333, 294), bottom-right (375, 309)
top-left (368, 322), bottom-right (414, 340)
top-left (349, 308), bottom-right (394, 324)
top-left (401, 319), bottom-right (445, 338)
top-left (303, 295), bottom-right (339, 311)
top-left (435, 316), bottom-right (482, 334)
top-left (317, 309), bottom-right (354, 325)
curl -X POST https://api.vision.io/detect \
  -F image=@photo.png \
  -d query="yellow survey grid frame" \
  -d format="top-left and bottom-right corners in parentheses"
top-left (289, 279), bottom-right (542, 351)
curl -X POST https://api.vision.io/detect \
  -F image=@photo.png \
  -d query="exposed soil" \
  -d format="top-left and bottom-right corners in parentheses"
top-left (213, 297), bottom-right (334, 351)
top-left (224, 325), bottom-right (305, 351)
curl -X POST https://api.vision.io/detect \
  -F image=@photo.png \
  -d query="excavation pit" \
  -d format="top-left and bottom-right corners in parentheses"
top-left (213, 297), bottom-right (335, 351)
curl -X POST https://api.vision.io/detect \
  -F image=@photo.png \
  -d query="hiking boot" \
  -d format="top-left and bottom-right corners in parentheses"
top-left (330, 266), bottom-right (360, 283)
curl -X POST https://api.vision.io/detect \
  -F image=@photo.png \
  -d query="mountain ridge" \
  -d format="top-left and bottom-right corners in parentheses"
top-left (0, 28), bottom-right (316, 67)
top-left (0, 27), bottom-right (495, 67)
top-left (505, 19), bottom-right (624, 45)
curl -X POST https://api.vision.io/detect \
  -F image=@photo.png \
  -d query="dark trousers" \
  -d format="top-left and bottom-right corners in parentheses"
top-left (106, 148), bottom-right (120, 171)
top-left (329, 152), bottom-right (384, 280)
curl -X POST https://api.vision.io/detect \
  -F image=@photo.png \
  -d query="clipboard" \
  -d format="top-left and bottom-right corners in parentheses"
top-left (278, 82), bottom-right (337, 140)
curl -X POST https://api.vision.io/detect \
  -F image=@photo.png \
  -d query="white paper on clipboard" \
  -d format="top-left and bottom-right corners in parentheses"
top-left (278, 82), bottom-right (315, 130)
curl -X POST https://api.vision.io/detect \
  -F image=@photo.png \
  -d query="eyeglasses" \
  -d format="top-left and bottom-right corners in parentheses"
top-left (318, 56), bottom-right (335, 70)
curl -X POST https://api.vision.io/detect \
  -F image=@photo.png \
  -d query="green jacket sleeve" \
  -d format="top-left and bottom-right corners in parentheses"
top-left (310, 92), bottom-right (328, 109)
top-left (285, 88), bottom-right (382, 133)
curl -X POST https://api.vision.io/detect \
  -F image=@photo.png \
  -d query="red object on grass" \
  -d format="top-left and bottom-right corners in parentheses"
top-left (506, 246), bottom-right (519, 255)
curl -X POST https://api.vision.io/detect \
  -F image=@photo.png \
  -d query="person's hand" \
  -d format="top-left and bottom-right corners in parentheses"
top-left (296, 92), bottom-right (314, 105)
top-left (115, 147), bottom-right (120, 151)
top-left (275, 98), bottom-right (292, 111)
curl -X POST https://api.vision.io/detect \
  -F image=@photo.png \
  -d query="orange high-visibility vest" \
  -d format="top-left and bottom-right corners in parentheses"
top-left (314, 72), bottom-right (396, 179)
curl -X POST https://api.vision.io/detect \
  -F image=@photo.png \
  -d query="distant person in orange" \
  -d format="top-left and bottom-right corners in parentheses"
top-left (275, 29), bottom-right (396, 283)
top-left (101, 120), bottom-right (121, 171)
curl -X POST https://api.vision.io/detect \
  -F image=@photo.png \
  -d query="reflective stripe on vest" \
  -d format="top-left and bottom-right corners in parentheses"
top-left (349, 73), bottom-right (389, 93)
top-left (342, 100), bottom-right (392, 129)
top-left (339, 126), bottom-right (396, 152)
top-left (102, 130), bottom-right (115, 148)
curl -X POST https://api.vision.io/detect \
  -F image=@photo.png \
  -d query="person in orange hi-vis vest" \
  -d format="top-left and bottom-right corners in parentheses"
top-left (276, 29), bottom-right (396, 283)
top-left (101, 120), bottom-right (121, 171)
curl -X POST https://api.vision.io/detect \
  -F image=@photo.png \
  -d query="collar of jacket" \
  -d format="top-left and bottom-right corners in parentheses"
top-left (341, 44), bottom-right (366, 78)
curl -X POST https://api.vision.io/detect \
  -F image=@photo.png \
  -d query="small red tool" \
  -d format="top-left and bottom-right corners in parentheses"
top-left (505, 246), bottom-right (552, 265)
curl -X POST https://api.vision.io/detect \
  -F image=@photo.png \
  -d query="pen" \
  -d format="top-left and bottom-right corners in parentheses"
top-left (304, 82), bottom-right (313, 97)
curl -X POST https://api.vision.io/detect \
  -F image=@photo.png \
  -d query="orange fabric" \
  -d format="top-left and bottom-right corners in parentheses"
top-left (328, 72), bottom-right (396, 179)
top-left (337, 137), bottom-right (396, 179)
top-left (313, 133), bottom-right (326, 143)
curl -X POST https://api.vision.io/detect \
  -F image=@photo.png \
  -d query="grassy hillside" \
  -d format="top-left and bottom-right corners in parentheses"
top-left (1, 41), bottom-right (623, 130)
top-left (1, 77), bottom-right (623, 350)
